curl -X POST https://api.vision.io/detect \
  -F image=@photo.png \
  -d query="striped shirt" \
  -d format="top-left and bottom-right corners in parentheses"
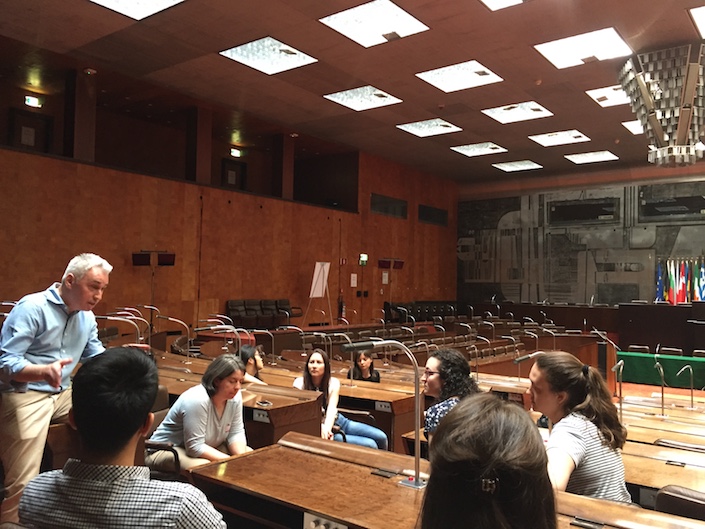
top-left (547, 412), bottom-right (631, 503)
top-left (19, 459), bottom-right (226, 528)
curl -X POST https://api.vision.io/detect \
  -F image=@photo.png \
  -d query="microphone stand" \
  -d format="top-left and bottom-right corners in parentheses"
top-left (501, 335), bottom-right (520, 379)
top-left (157, 315), bottom-right (192, 364)
top-left (611, 359), bottom-right (624, 423)
top-left (329, 332), bottom-right (354, 386)
top-left (341, 339), bottom-right (426, 490)
top-left (676, 364), bottom-right (695, 410)
top-left (654, 357), bottom-right (666, 417)
top-left (524, 330), bottom-right (539, 352)
top-left (251, 329), bottom-right (276, 365)
top-left (96, 315), bottom-right (141, 344)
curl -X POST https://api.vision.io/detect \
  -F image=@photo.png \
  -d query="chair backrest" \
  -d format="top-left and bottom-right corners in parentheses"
top-left (244, 299), bottom-right (263, 316)
top-left (655, 485), bottom-right (705, 521)
top-left (659, 346), bottom-right (683, 356)
top-left (261, 299), bottom-right (278, 315)
top-left (226, 299), bottom-right (247, 317)
top-left (628, 344), bottom-right (650, 353)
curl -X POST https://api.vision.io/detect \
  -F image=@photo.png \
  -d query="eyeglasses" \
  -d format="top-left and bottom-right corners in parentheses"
top-left (423, 369), bottom-right (440, 377)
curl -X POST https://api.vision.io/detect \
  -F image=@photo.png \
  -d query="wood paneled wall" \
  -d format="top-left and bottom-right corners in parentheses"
top-left (0, 148), bottom-right (457, 329)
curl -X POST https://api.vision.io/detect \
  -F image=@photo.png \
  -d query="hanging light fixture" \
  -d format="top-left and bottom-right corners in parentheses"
top-left (619, 43), bottom-right (705, 166)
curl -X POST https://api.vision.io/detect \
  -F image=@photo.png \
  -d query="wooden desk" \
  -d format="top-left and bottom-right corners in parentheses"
top-left (191, 432), bottom-right (705, 529)
top-left (192, 432), bottom-right (428, 529)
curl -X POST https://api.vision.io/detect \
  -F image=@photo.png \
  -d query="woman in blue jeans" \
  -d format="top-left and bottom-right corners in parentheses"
top-left (294, 349), bottom-right (388, 450)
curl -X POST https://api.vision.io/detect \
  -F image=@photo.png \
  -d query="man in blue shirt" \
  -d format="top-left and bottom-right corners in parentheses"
top-left (0, 253), bottom-right (112, 523)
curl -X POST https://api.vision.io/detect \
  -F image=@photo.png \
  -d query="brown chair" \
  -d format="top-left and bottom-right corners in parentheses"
top-left (628, 344), bottom-right (650, 353)
top-left (655, 485), bottom-right (705, 521)
top-left (693, 350), bottom-right (705, 358)
top-left (659, 346), bottom-right (683, 356)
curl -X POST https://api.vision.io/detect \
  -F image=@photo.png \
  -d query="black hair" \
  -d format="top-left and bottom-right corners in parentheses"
top-left (71, 347), bottom-right (158, 457)
top-left (429, 348), bottom-right (480, 402)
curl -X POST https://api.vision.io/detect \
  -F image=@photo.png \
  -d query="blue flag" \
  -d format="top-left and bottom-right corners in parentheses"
top-left (655, 260), bottom-right (665, 301)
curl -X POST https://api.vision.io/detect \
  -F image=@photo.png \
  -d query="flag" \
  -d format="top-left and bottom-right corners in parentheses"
top-left (700, 260), bottom-right (705, 301)
top-left (667, 260), bottom-right (676, 305)
top-left (694, 260), bottom-right (701, 302)
top-left (677, 260), bottom-right (687, 303)
top-left (655, 260), bottom-right (665, 302)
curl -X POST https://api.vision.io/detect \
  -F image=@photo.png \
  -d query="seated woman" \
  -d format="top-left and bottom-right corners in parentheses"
top-left (240, 344), bottom-right (267, 385)
top-left (346, 350), bottom-right (380, 382)
top-left (422, 348), bottom-right (480, 441)
top-left (419, 393), bottom-right (557, 529)
top-left (147, 354), bottom-right (252, 471)
top-left (294, 349), bottom-right (388, 450)
top-left (529, 351), bottom-right (631, 503)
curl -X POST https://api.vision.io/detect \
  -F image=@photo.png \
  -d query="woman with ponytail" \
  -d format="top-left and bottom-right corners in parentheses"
top-left (529, 351), bottom-right (630, 503)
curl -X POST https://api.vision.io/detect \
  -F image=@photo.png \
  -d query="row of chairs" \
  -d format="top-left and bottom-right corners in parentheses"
top-left (225, 299), bottom-right (302, 329)
top-left (627, 344), bottom-right (705, 357)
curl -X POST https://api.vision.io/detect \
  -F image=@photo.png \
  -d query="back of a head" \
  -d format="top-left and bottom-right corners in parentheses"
top-left (420, 393), bottom-right (556, 529)
top-left (72, 347), bottom-right (159, 456)
top-left (239, 344), bottom-right (257, 364)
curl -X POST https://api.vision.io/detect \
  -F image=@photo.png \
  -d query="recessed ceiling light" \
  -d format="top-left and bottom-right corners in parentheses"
top-left (492, 160), bottom-right (543, 172)
top-left (220, 37), bottom-right (318, 75)
top-left (481, 101), bottom-right (553, 124)
top-left (565, 151), bottom-right (619, 164)
top-left (397, 118), bottom-right (462, 137)
top-left (324, 85), bottom-right (402, 111)
top-left (585, 85), bottom-right (630, 107)
top-left (534, 28), bottom-right (632, 69)
top-left (319, 0), bottom-right (429, 48)
top-left (690, 7), bottom-right (705, 39)
top-left (529, 130), bottom-right (590, 147)
top-left (416, 60), bottom-right (503, 93)
top-left (451, 142), bottom-right (507, 157)
top-left (479, 0), bottom-right (523, 11)
top-left (88, 0), bottom-right (185, 20)
top-left (622, 120), bottom-right (644, 135)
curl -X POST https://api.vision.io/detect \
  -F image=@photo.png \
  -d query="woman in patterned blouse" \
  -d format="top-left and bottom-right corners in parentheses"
top-left (422, 348), bottom-right (480, 441)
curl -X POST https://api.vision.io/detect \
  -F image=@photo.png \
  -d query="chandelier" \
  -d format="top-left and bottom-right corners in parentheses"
top-left (619, 43), bottom-right (705, 166)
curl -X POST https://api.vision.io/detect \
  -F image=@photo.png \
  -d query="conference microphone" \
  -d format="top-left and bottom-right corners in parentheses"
top-left (340, 341), bottom-right (376, 353)
top-left (611, 359), bottom-right (624, 372)
top-left (513, 351), bottom-right (545, 364)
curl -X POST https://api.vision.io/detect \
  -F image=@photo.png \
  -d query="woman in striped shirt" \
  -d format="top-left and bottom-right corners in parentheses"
top-left (529, 351), bottom-right (631, 503)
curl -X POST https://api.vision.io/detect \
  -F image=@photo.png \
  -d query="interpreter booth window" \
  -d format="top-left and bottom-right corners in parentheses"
top-left (370, 193), bottom-right (407, 219)
top-left (418, 204), bottom-right (448, 226)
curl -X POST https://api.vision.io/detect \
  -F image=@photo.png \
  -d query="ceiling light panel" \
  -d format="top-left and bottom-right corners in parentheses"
top-left (451, 142), bottom-right (507, 157)
top-left (565, 151), bottom-right (619, 164)
top-left (88, 0), bottom-right (185, 20)
top-left (319, 0), bottom-right (429, 48)
top-left (479, 0), bottom-right (523, 11)
top-left (220, 37), bottom-right (318, 75)
top-left (529, 130), bottom-right (590, 147)
top-left (397, 118), bottom-right (462, 137)
top-left (324, 86), bottom-right (402, 111)
top-left (622, 120), bottom-right (644, 135)
top-left (416, 60), bottom-right (503, 93)
top-left (585, 85), bottom-right (630, 107)
top-left (535, 28), bottom-right (633, 69)
top-left (492, 160), bottom-right (543, 172)
top-left (691, 7), bottom-right (705, 39)
top-left (481, 101), bottom-right (553, 124)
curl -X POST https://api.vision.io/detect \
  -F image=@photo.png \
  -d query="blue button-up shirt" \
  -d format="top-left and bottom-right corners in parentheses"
top-left (0, 283), bottom-right (104, 393)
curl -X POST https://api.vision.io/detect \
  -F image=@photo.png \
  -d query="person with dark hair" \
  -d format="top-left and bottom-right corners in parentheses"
top-left (419, 393), bottom-right (557, 529)
top-left (18, 347), bottom-right (225, 528)
top-left (240, 344), bottom-right (266, 384)
top-left (421, 348), bottom-right (480, 440)
top-left (0, 253), bottom-right (112, 523)
top-left (293, 349), bottom-right (388, 450)
top-left (345, 350), bottom-right (380, 383)
top-left (148, 353), bottom-right (251, 471)
top-left (530, 351), bottom-right (630, 502)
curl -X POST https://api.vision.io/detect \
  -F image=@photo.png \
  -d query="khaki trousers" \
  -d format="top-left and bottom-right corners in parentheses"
top-left (0, 390), bottom-right (73, 523)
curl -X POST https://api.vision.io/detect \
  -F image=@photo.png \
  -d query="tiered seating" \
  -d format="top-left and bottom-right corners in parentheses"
top-left (225, 298), bottom-right (302, 329)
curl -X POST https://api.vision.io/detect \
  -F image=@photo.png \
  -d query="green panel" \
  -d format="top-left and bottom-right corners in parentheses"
top-left (617, 351), bottom-right (705, 390)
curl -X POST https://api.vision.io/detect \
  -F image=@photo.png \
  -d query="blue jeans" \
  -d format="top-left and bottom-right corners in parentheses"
top-left (334, 413), bottom-right (388, 450)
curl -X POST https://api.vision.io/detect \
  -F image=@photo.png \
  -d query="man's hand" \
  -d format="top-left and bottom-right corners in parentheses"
top-left (43, 358), bottom-right (73, 388)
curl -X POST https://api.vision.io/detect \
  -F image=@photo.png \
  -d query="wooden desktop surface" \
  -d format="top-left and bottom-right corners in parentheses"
top-left (191, 432), bottom-right (705, 529)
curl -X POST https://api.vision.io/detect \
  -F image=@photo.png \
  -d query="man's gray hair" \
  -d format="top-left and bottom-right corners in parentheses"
top-left (62, 253), bottom-right (113, 282)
